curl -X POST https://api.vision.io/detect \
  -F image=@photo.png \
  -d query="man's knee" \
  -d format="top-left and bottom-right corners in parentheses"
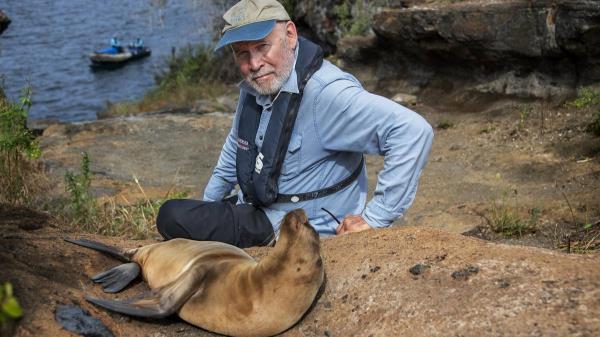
top-left (156, 199), bottom-right (182, 239)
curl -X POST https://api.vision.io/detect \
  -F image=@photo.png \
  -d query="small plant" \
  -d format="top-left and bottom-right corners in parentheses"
top-left (518, 105), bottom-right (532, 130)
top-left (479, 123), bottom-right (496, 134)
top-left (487, 189), bottom-right (538, 237)
top-left (0, 86), bottom-right (42, 205)
top-left (565, 87), bottom-right (600, 109)
top-left (436, 120), bottom-right (454, 130)
top-left (560, 193), bottom-right (600, 253)
top-left (64, 152), bottom-right (99, 228)
top-left (0, 282), bottom-right (23, 337)
top-left (587, 110), bottom-right (600, 136)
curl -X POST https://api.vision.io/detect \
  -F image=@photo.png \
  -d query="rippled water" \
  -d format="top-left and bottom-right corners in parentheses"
top-left (0, 0), bottom-right (226, 122)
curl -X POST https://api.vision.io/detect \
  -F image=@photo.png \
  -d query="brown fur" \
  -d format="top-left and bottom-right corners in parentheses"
top-left (103, 209), bottom-right (324, 337)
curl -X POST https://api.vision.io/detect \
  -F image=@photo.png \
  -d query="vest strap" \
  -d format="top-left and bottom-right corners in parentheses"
top-left (275, 157), bottom-right (364, 203)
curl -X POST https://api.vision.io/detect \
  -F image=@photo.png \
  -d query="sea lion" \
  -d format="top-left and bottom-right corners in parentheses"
top-left (66, 209), bottom-right (324, 337)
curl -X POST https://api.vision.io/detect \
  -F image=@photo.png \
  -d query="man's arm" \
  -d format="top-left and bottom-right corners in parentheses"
top-left (203, 114), bottom-right (239, 201)
top-left (315, 78), bottom-right (434, 229)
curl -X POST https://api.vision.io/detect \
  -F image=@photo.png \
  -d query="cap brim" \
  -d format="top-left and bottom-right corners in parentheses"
top-left (214, 20), bottom-right (276, 51)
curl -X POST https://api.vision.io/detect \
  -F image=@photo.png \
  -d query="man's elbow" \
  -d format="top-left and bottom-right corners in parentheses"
top-left (411, 114), bottom-right (434, 145)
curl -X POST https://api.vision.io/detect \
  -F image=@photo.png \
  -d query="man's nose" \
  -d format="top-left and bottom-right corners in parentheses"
top-left (249, 51), bottom-right (263, 71)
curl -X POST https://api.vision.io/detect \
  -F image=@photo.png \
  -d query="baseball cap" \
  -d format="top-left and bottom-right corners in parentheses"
top-left (214, 0), bottom-right (291, 51)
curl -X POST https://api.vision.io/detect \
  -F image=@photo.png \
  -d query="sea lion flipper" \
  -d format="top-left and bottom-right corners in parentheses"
top-left (85, 266), bottom-right (207, 319)
top-left (64, 237), bottom-right (130, 262)
top-left (91, 262), bottom-right (141, 293)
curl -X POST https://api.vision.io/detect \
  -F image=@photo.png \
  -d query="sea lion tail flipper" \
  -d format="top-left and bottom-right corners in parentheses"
top-left (85, 266), bottom-right (207, 319)
top-left (64, 237), bottom-right (130, 262)
top-left (91, 262), bottom-right (141, 293)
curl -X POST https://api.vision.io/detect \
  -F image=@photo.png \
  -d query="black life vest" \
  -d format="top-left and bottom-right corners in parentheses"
top-left (235, 37), bottom-right (323, 207)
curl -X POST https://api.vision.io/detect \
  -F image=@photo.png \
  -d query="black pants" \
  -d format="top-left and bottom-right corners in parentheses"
top-left (156, 199), bottom-right (274, 248)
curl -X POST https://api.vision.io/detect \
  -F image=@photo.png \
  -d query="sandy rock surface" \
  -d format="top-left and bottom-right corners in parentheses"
top-left (1, 206), bottom-right (599, 337)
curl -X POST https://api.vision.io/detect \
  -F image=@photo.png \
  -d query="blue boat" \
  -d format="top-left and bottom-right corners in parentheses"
top-left (90, 38), bottom-right (151, 70)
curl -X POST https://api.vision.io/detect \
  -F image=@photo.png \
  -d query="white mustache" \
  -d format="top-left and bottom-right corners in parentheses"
top-left (250, 71), bottom-right (273, 80)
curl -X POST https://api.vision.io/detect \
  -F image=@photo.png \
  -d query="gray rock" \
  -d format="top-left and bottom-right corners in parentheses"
top-left (190, 99), bottom-right (218, 114)
top-left (391, 93), bottom-right (417, 106)
top-left (216, 94), bottom-right (239, 113)
top-left (295, 0), bottom-right (600, 107)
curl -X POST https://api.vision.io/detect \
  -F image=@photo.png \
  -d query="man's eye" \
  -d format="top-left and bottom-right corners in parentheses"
top-left (258, 44), bottom-right (270, 52)
top-left (235, 51), bottom-right (249, 59)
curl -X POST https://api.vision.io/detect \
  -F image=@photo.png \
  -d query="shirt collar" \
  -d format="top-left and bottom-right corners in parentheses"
top-left (239, 43), bottom-right (300, 107)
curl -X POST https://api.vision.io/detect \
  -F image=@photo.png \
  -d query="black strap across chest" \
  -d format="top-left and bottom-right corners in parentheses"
top-left (235, 37), bottom-right (362, 206)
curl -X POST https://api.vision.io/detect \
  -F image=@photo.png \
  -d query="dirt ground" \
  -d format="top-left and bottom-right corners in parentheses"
top-left (1, 98), bottom-right (600, 336)
top-left (37, 99), bottom-right (600, 249)
top-left (2, 202), bottom-right (600, 337)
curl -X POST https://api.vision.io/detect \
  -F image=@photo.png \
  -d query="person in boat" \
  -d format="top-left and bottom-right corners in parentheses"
top-left (156, 0), bottom-right (434, 248)
top-left (110, 37), bottom-right (122, 53)
top-left (129, 38), bottom-right (144, 52)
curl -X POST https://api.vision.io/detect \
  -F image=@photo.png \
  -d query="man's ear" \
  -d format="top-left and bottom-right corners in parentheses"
top-left (284, 21), bottom-right (298, 50)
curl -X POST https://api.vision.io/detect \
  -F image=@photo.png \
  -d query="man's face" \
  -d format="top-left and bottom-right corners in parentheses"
top-left (231, 21), bottom-right (297, 96)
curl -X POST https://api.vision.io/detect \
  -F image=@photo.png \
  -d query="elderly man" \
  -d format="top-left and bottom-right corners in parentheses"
top-left (157, 0), bottom-right (434, 248)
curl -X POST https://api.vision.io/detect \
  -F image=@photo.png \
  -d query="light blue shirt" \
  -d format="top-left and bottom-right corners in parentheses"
top-left (203, 45), bottom-right (434, 236)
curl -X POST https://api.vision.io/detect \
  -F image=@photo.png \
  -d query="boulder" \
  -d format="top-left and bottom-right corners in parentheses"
top-left (294, 0), bottom-right (600, 106)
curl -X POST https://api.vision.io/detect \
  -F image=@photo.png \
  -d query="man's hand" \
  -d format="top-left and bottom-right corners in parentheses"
top-left (336, 215), bottom-right (372, 235)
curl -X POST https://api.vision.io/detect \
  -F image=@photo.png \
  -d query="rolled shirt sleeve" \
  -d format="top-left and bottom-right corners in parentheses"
top-left (314, 78), bottom-right (434, 228)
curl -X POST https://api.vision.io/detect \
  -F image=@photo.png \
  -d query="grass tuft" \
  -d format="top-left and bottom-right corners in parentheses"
top-left (485, 189), bottom-right (538, 237)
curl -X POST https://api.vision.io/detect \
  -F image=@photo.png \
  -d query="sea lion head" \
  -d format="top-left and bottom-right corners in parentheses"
top-left (279, 209), bottom-right (319, 246)
top-left (275, 209), bottom-right (322, 276)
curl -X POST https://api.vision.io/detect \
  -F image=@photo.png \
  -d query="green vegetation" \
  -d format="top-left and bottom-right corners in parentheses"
top-left (0, 282), bottom-right (23, 336)
top-left (0, 87), bottom-right (42, 205)
top-left (487, 189), bottom-right (538, 237)
top-left (565, 87), bottom-right (600, 137)
top-left (0, 81), bottom-right (188, 240)
top-left (280, 0), bottom-right (296, 16)
top-left (64, 152), bottom-right (98, 228)
top-left (566, 87), bottom-right (600, 109)
top-left (560, 192), bottom-right (599, 253)
top-left (63, 152), bottom-right (188, 238)
top-left (436, 120), bottom-right (454, 130)
top-left (518, 104), bottom-right (532, 130)
top-left (105, 44), bottom-right (238, 117)
top-left (332, 1), bottom-right (372, 37)
top-left (479, 123), bottom-right (496, 134)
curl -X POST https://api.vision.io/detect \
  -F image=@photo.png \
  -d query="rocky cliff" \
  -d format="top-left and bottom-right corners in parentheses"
top-left (0, 10), bottom-right (10, 35)
top-left (294, 0), bottom-right (600, 107)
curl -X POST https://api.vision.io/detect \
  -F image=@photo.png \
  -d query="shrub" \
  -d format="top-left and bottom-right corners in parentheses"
top-left (64, 152), bottom-right (99, 229)
top-left (332, 1), bottom-right (371, 37)
top-left (0, 87), bottom-right (41, 205)
top-left (566, 87), bottom-right (600, 109)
